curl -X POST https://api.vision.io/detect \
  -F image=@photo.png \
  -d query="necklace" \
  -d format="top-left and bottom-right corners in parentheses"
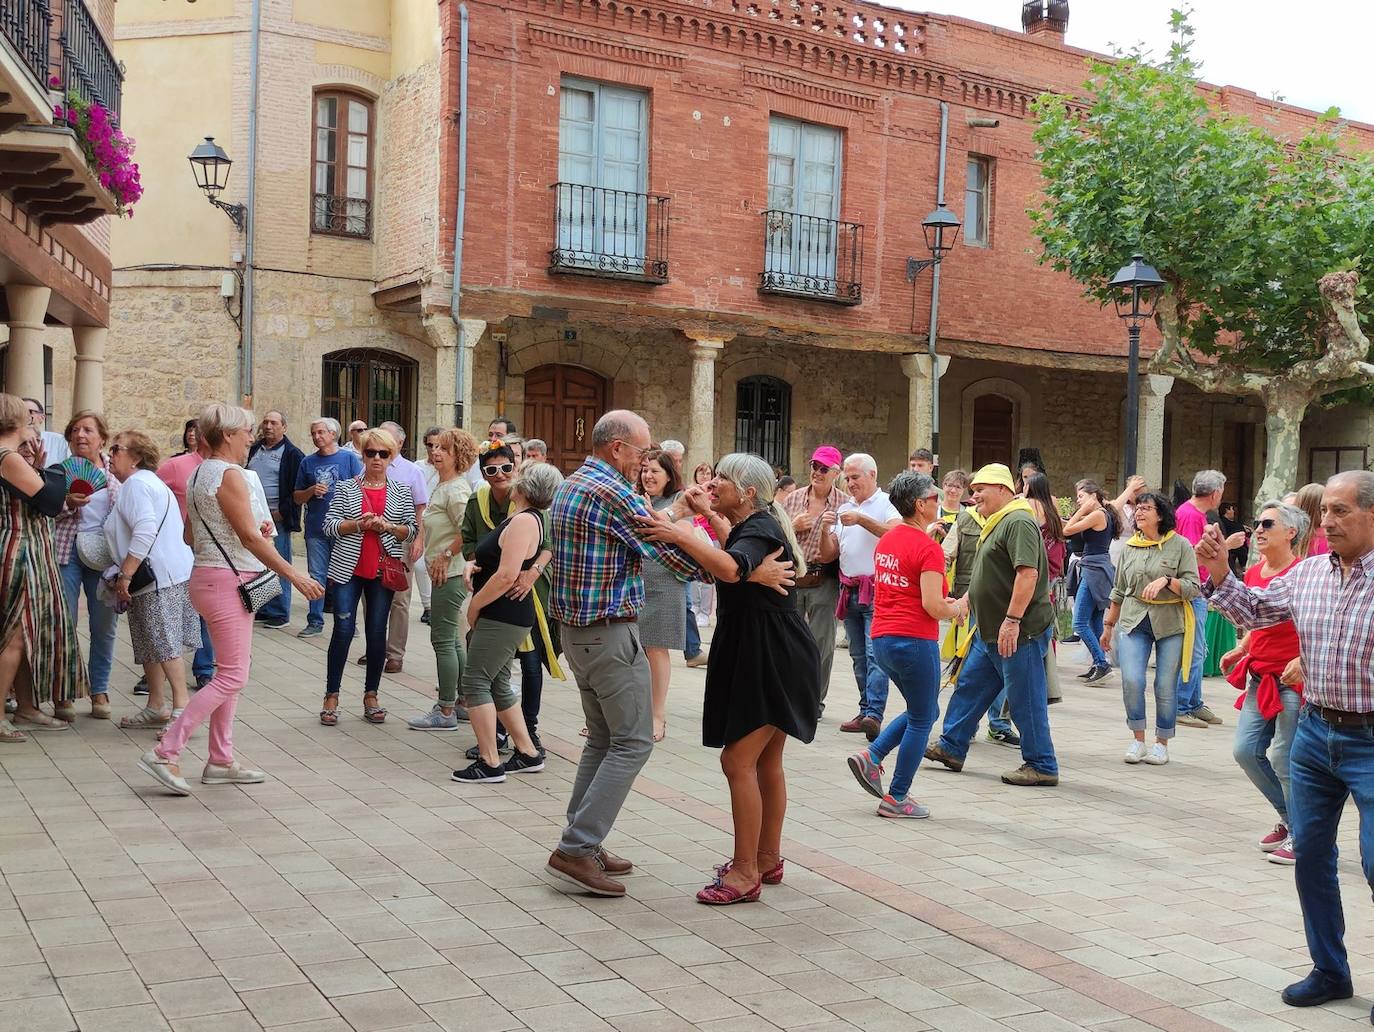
top-left (361, 478), bottom-right (387, 488)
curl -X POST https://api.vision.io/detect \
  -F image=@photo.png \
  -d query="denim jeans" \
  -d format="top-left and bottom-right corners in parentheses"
top-left (1176, 596), bottom-right (1208, 713)
top-left (1117, 618), bottom-right (1182, 739)
top-left (326, 574), bottom-right (393, 696)
top-left (1232, 677), bottom-right (1301, 823)
top-left (987, 689), bottom-right (1012, 735)
top-left (937, 628), bottom-right (1057, 775)
top-left (257, 527), bottom-right (293, 622)
top-left (843, 595), bottom-right (889, 721)
top-left (1288, 707), bottom-right (1374, 985)
top-left (59, 556), bottom-right (117, 696)
top-left (1072, 579), bottom-right (1108, 667)
top-left (304, 534), bottom-right (332, 628)
top-left (870, 636), bottom-right (941, 800)
top-left (684, 584), bottom-right (702, 660)
top-left (193, 617), bottom-right (215, 681)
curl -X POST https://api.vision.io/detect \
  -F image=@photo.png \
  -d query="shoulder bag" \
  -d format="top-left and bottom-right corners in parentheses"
top-left (127, 490), bottom-right (172, 594)
top-left (190, 466), bottom-right (283, 613)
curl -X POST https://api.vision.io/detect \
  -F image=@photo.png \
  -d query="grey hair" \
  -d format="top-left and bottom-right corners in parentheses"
top-left (591, 411), bottom-right (636, 449)
top-left (422, 425), bottom-right (445, 441)
top-left (513, 460), bottom-right (563, 510)
top-left (380, 420), bottom-right (406, 443)
top-left (888, 471), bottom-right (937, 519)
top-left (844, 452), bottom-right (878, 476)
top-left (310, 416), bottom-right (341, 438)
top-left (1257, 500), bottom-right (1309, 546)
top-left (525, 438), bottom-right (547, 453)
top-left (715, 452), bottom-right (808, 578)
top-left (660, 439), bottom-right (685, 458)
top-left (1330, 469), bottom-right (1374, 509)
top-left (1192, 469), bottom-right (1226, 496)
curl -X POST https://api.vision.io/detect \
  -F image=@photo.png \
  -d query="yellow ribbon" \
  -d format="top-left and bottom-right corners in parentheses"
top-left (1127, 531), bottom-right (1195, 680)
top-left (942, 506), bottom-right (987, 604)
top-left (977, 498), bottom-right (1034, 545)
top-left (476, 485), bottom-right (565, 680)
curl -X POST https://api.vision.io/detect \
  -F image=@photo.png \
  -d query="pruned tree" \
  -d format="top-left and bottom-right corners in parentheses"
top-left (1029, 9), bottom-right (1374, 507)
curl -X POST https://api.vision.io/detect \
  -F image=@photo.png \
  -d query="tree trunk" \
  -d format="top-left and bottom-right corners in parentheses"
top-left (1253, 389), bottom-right (1312, 515)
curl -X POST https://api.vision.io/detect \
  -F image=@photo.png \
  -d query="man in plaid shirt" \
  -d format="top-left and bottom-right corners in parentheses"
top-left (1198, 470), bottom-right (1374, 1019)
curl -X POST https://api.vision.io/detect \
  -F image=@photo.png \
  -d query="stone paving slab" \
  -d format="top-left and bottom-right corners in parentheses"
top-left (2, 604), bottom-right (1372, 1031)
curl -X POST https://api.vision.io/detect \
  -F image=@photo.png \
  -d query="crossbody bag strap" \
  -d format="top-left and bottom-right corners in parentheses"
top-left (190, 466), bottom-right (243, 576)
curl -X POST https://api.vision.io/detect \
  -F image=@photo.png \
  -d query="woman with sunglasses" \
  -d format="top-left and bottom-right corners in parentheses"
top-left (321, 429), bottom-right (417, 725)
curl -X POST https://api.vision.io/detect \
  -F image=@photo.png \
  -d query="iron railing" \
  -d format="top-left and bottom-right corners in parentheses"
top-left (549, 182), bottom-right (669, 283)
top-left (60, 0), bottom-right (121, 123)
top-left (313, 193), bottom-right (372, 238)
top-left (759, 209), bottom-right (863, 305)
top-left (0, 0), bottom-right (52, 93)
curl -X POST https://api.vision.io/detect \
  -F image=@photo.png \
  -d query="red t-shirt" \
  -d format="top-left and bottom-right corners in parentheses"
top-left (1243, 559), bottom-right (1300, 667)
top-left (871, 524), bottom-right (947, 641)
top-left (353, 485), bottom-right (387, 580)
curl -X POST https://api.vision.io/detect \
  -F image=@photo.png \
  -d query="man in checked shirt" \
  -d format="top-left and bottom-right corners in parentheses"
top-left (1197, 470), bottom-right (1374, 1019)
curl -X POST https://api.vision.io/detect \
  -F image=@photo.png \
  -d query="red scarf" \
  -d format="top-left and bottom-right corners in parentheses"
top-left (1227, 558), bottom-right (1303, 719)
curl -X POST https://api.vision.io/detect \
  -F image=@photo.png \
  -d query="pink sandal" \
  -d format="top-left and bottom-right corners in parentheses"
top-left (715, 856), bottom-right (785, 885)
top-left (696, 874), bottom-right (762, 906)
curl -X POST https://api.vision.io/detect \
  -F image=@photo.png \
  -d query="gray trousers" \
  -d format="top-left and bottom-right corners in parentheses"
top-left (796, 578), bottom-right (840, 704)
top-left (556, 621), bottom-right (653, 858)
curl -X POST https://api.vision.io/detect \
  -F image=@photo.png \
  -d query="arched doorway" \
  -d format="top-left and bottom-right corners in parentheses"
top-left (523, 364), bottom-right (609, 473)
top-left (321, 348), bottom-right (418, 456)
top-left (971, 393), bottom-right (1015, 472)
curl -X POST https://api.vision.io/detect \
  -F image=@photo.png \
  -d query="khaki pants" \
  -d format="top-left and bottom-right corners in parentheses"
top-left (795, 578), bottom-right (840, 704)
top-left (384, 553), bottom-right (414, 664)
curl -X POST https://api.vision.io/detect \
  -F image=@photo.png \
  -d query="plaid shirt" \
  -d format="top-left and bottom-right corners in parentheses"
top-left (1206, 549), bottom-right (1374, 713)
top-left (781, 483), bottom-right (846, 565)
top-left (549, 456), bottom-right (698, 626)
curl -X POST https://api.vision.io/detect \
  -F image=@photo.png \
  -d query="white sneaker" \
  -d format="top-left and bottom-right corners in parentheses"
top-left (1142, 743), bottom-right (1169, 765)
top-left (138, 749), bottom-right (191, 795)
top-left (1123, 740), bottom-right (1147, 764)
top-left (202, 762), bottom-right (267, 785)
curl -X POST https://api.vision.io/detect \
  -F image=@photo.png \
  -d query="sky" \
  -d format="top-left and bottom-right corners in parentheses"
top-left (892, 1), bottom-right (1374, 125)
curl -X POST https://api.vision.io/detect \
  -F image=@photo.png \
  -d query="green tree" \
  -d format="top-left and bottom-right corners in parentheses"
top-left (1029, 10), bottom-right (1374, 507)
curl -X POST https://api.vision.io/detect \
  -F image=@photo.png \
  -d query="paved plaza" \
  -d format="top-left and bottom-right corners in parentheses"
top-left (2, 604), bottom-right (1372, 1032)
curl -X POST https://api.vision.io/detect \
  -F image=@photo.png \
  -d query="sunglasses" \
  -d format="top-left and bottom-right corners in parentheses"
top-left (809, 460), bottom-right (835, 473)
top-left (483, 462), bottom-right (515, 476)
top-left (363, 449), bottom-right (391, 459)
top-left (1256, 518), bottom-right (1279, 530)
top-left (109, 444), bottom-right (125, 454)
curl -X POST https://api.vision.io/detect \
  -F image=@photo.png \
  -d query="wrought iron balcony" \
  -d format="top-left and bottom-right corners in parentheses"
top-left (60, 0), bottom-right (121, 124)
top-left (549, 182), bottom-right (669, 283)
top-left (0, 0), bottom-right (52, 95)
top-left (313, 193), bottom-right (372, 239)
top-left (758, 210), bottom-right (864, 305)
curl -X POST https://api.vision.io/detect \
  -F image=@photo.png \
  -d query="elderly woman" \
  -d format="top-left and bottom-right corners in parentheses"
top-left (53, 409), bottom-right (120, 718)
top-left (107, 431), bottom-right (198, 731)
top-left (1, 401), bottom-right (87, 741)
top-left (1063, 479), bottom-right (1120, 683)
top-left (1220, 501), bottom-right (1308, 865)
top-left (322, 428), bottom-right (417, 725)
top-left (847, 472), bottom-right (964, 818)
top-left (451, 461), bottom-right (563, 783)
top-left (637, 453), bottom-right (820, 904)
top-left (1100, 492), bottom-right (1201, 766)
top-left (139, 404), bottom-right (323, 795)
top-left (638, 447), bottom-right (689, 742)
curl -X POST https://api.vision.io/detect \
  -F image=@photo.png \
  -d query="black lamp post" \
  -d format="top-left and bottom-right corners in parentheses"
top-left (905, 202), bottom-right (961, 282)
top-left (188, 136), bottom-right (247, 230)
top-left (1109, 253), bottom-right (1165, 478)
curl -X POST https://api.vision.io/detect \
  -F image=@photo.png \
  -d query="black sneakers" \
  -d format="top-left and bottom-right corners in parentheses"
top-left (452, 759), bottom-right (505, 783)
top-left (1084, 663), bottom-right (1112, 683)
top-left (465, 733), bottom-right (511, 761)
top-left (503, 750), bottom-right (546, 775)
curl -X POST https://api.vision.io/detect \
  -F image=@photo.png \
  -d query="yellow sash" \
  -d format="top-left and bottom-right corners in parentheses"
top-left (941, 508), bottom-right (986, 654)
top-left (476, 486), bottom-right (565, 680)
top-left (1127, 531), bottom-right (1196, 681)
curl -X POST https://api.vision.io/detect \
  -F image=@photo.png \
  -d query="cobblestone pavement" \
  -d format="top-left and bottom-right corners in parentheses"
top-left (3, 606), bottom-right (1371, 1032)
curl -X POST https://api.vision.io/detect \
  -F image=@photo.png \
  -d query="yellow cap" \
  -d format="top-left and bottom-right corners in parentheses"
top-left (970, 463), bottom-right (1016, 491)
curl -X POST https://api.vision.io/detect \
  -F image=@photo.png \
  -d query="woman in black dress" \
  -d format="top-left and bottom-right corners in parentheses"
top-left (637, 452), bottom-right (820, 905)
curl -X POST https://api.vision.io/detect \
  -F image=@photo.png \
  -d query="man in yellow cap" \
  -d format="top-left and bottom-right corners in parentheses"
top-left (925, 463), bottom-right (1060, 786)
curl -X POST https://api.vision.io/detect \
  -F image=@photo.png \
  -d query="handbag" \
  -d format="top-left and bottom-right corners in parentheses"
top-left (127, 493), bottom-right (172, 594)
top-left (379, 554), bottom-right (409, 593)
top-left (190, 467), bottom-right (283, 613)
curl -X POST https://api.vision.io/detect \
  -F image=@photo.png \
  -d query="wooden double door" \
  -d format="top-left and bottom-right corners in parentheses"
top-left (522, 364), bottom-right (608, 474)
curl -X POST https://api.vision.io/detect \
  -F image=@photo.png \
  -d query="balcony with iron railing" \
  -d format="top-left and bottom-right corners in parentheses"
top-left (59, 0), bottom-right (122, 124)
top-left (313, 193), bottom-right (372, 239)
top-left (549, 182), bottom-right (670, 284)
top-left (758, 210), bottom-right (864, 305)
top-left (0, 0), bottom-right (50, 94)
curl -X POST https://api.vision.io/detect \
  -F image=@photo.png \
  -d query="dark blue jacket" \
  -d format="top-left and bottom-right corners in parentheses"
top-left (248, 435), bottom-right (305, 533)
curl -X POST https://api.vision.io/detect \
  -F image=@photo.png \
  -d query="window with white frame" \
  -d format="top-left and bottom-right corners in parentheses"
top-left (964, 156), bottom-right (992, 247)
top-left (765, 116), bottom-right (843, 286)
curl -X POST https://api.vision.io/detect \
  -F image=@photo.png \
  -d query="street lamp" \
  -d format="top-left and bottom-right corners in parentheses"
top-left (905, 202), bottom-right (961, 282)
top-left (904, 200), bottom-right (962, 474)
top-left (1109, 253), bottom-right (1165, 478)
top-left (188, 136), bottom-right (247, 231)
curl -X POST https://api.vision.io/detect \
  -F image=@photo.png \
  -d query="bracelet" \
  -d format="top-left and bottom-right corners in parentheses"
top-left (1005, 615), bottom-right (1022, 623)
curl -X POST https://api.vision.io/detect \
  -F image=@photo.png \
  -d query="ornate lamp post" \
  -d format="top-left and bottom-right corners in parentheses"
top-left (1109, 253), bottom-right (1165, 478)
top-left (187, 136), bottom-right (246, 230)
top-left (905, 202), bottom-right (961, 469)
top-left (905, 202), bottom-right (961, 281)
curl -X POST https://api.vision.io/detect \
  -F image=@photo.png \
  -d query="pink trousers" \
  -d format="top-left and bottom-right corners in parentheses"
top-left (157, 566), bottom-right (255, 767)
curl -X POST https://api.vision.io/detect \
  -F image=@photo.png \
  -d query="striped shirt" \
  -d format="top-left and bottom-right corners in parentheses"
top-left (781, 484), bottom-right (846, 565)
top-left (1205, 548), bottom-right (1374, 713)
top-left (549, 456), bottom-right (697, 626)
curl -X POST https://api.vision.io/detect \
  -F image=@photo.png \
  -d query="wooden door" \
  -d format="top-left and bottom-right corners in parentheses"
top-left (971, 393), bottom-right (1015, 472)
top-left (523, 364), bottom-right (608, 474)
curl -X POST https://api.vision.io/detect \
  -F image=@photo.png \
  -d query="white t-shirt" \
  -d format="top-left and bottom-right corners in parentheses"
top-left (837, 489), bottom-right (900, 578)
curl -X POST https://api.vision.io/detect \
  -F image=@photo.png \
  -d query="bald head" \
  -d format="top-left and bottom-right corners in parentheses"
top-left (591, 409), bottom-right (651, 481)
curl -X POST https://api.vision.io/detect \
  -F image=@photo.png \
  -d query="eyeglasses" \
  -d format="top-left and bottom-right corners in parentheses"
top-left (923, 493), bottom-right (942, 502)
top-left (26, 407), bottom-right (43, 417)
top-left (363, 449), bottom-right (391, 459)
top-left (109, 444), bottom-right (125, 455)
top-left (1256, 518), bottom-right (1279, 530)
top-left (614, 440), bottom-right (647, 456)
top-left (483, 462), bottom-right (515, 476)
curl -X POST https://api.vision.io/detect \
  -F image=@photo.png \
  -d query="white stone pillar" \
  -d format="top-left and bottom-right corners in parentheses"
top-left (72, 325), bottom-right (107, 414)
top-left (686, 339), bottom-right (724, 471)
top-left (423, 314), bottom-right (459, 428)
top-left (1137, 374), bottom-right (1174, 489)
top-left (458, 318), bottom-right (485, 431)
top-left (3, 284), bottom-right (51, 404)
top-left (900, 352), bottom-right (950, 464)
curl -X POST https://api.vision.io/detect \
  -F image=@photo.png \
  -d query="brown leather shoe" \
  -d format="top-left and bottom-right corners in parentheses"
top-left (923, 742), bottom-right (965, 772)
top-left (1001, 763), bottom-right (1059, 787)
top-left (384, 659), bottom-right (403, 674)
top-left (597, 849), bottom-right (633, 876)
top-left (859, 716), bottom-right (881, 741)
top-left (839, 714), bottom-right (865, 733)
top-left (356, 654), bottom-right (368, 666)
top-left (546, 849), bottom-right (625, 897)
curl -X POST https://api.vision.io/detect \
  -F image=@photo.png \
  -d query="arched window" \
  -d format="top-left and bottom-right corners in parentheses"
top-left (321, 349), bottom-right (417, 455)
top-left (735, 375), bottom-right (791, 472)
top-left (312, 89), bottom-right (374, 238)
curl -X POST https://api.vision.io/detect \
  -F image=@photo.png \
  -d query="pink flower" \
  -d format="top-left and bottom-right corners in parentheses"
top-left (49, 75), bottom-right (60, 88)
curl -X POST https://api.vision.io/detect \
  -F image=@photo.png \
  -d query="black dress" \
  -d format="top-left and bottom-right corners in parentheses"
top-left (702, 511), bottom-right (822, 748)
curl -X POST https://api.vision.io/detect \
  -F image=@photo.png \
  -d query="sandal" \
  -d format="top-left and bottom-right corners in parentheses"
top-left (119, 706), bottom-right (172, 730)
top-left (716, 855), bottom-right (785, 886)
top-left (90, 695), bottom-right (112, 720)
top-left (363, 693), bottom-right (387, 724)
top-left (0, 719), bottom-right (28, 743)
top-left (13, 711), bottom-right (71, 732)
top-left (54, 702), bottom-right (77, 723)
top-left (696, 868), bottom-right (763, 906)
top-left (320, 695), bottom-right (339, 726)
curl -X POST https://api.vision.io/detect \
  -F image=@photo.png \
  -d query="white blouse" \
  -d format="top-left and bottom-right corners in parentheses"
top-left (104, 469), bottom-right (194, 588)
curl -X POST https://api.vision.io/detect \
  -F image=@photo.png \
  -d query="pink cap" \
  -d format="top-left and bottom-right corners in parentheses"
top-left (811, 445), bottom-right (843, 470)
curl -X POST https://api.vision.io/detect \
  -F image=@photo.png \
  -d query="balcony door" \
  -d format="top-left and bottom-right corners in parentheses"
top-left (766, 117), bottom-right (842, 286)
top-left (557, 80), bottom-right (647, 271)
top-left (522, 364), bottom-right (609, 475)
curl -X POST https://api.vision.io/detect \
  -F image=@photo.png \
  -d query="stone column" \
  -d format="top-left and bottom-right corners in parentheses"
top-left (458, 318), bottom-right (485, 431)
top-left (3, 284), bottom-right (51, 404)
top-left (424, 314), bottom-right (484, 430)
top-left (900, 352), bottom-right (951, 463)
top-left (687, 338), bottom-right (724, 471)
top-left (72, 326), bottom-right (107, 414)
top-left (1137, 374), bottom-right (1174, 489)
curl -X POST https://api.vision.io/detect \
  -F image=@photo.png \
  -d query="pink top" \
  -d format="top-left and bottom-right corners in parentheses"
top-left (156, 452), bottom-right (205, 521)
top-left (1174, 498), bottom-right (1210, 582)
top-left (1307, 528), bottom-right (1330, 556)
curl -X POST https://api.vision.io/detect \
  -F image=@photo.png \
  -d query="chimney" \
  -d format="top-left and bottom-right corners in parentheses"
top-left (1021, 0), bottom-right (1068, 38)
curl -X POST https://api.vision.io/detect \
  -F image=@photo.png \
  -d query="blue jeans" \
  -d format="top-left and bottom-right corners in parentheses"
top-left (987, 689), bottom-right (1012, 735)
top-left (326, 575), bottom-right (393, 695)
top-left (1288, 707), bottom-right (1374, 985)
top-left (256, 527), bottom-right (293, 622)
top-left (1117, 618), bottom-right (1182, 739)
top-left (59, 556), bottom-right (117, 696)
top-left (304, 534), bottom-right (332, 628)
top-left (937, 629), bottom-right (1057, 775)
top-left (870, 636), bottom-right (941, 800)
top-left (684, 584), bottom-right (702, 661)
top-left (1232, 677), bottom-right (1301, 823)
top-left (843, 595), bottom-right (889, 721)
top-left (193, 617), bottom-right (215, 681)
top-left (1176, 596), bottom-right (1208, 713)
top-left (1072, 579), bottom-right (1108, 667)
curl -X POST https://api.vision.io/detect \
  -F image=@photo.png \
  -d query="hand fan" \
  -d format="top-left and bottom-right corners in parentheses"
top-left (61, 455), bottom-right (107, 494)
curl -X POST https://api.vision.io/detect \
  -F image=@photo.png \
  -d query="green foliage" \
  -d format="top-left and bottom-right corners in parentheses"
top-left (1029, 10), bottom-right (1374, 378)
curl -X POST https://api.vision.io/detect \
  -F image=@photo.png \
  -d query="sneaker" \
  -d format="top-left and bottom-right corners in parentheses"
top-left (846, 750), bottom-right (885, 799)
top-left (1267, 837), bottom-right (1296, 865)
top-left (133, 675), bottom-right (149, 696)
top-left (1193, 704), bottom-right (1223, 725)
top-left (1124, 740), bottom-right (1148, 764)
top-left (839, 714), bottom-right (866, 733)
top-left (465, 734), bottom-right (511, 761)
top-left (1142, 743), bottom-right (1169, 765)
top-left (923, 743), bottom-right (964, 772)
top-left (407, 705), bottom-right (459, 732)
top-left (1259, 823), bottom-right (1289, 852)
top-left (420, 607), bottom-right (432, 625)
top-left (1061, 634), bottom-right (1081, 644)
top-left (451, 759), bottom-right (506, 784)
top-left (192, 674), bottom-right (214, 690)
top-left (877, 794), bottom-right (930, 819)
top-left (201, 762), bottom-right (267, 785)
top-left (1076, 667), bottom-right (1096, 679)
top-left (503, 750), bottom-right (546, 775)
top-left (453, 704), bottom-right (470, 722)
top-left (1001, 763), bottom-right (1059, 786)
top-left (1084, 663), bottom-right (1112, 684)
top-left (138, 750), bottom-right (191, 796)
top-left (1176, 711), bottom-right (1209, 728)
top-left (685, 653), bottom-right (708, 669)
top-left (296, 624), bottom-right (323, 638)
top-left (986, 728), bottom-right (1021, 748)
top-left (258, 617), bottom-right (289, 629)
top-left (3, 696), bottom-right (16, 714)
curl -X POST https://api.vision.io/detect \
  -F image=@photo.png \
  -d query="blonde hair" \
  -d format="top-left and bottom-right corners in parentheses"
top-left (358, 427), bottom-right (398, 455)
top-left (1294, 482), bottom-right (1324, 556)
top-left (714, 452), bottom-right (807, 578)
top-left (198, 403), bottom-right (253, 448)
top-left (434, 428), bottom-right (479, 472)
top-left (0, 393), bottom-right (27, 435)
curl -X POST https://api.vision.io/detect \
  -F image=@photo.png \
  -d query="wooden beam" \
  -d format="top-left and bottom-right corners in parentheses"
top-left (0, 112), bottom-right (26, 134)
top-left (40, 207), bottom-right (104, 226)
top-left (0, 152), bottom-right (59, 173)
top-left (0, 169), bottom-right (68, 190)
top-left (11, 182), bottom-right (83, 205)
top-left (25, 196), bottom-right (97, 217)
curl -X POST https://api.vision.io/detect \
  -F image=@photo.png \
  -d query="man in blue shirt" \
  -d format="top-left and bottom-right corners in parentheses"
top-left (293, 417), bottom-right (361, 637)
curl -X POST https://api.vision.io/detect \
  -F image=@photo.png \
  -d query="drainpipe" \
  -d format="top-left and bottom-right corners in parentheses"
top-left (240, 0), bottom-right (262, 404)
top-left (448, 3), bottom-right (470, 428)
top-left (927, 101), bottom-right (949, 470)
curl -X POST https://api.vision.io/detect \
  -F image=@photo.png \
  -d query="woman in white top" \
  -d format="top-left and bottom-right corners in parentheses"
top-left (106, 431), bottom-right (198, 730)
top-left (139, 404), bottom-right (323, 796)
